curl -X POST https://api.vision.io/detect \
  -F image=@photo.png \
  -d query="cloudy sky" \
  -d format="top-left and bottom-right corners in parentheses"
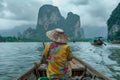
top-left (0, 0), bottom-right (119, 31)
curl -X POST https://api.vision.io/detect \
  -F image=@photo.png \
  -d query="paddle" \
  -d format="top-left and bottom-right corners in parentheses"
top-left (34, 40), bottom-right (46, 79)
top-left (34, 62), bottom-right (41, 79)
top-left (103, 42), bottom-right (107, 46)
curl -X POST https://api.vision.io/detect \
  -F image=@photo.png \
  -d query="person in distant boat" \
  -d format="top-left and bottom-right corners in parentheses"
top-left (73, 40), bottom-right (76, 43)
top-left (41, 28), bottom-right (72, 80)
top-left (97, 38), bottom-right (103, 45)
top-left (93, 40), bottom-right (97, 43)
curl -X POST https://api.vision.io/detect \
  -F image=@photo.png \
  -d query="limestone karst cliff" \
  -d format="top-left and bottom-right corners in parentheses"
top-left (107, 3), bottom-right (120, 40)
top-left (22, 5), bottom-right (84, 41)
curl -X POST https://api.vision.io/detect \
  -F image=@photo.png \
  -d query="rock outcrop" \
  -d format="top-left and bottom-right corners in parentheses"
top-left (107, 3), bottom-right (120, 40)
top-left (65, 12), bottom-right (81, 38)
top-left (23, 5), bottom-right (84, 41)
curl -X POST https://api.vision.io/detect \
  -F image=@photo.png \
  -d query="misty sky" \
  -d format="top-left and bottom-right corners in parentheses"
top-left (0, 0), bottom-right (119, 31)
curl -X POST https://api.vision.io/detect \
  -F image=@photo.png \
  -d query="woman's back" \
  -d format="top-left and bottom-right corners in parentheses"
top-left (42, 42), bottom-right (72, 79)
top-left (42, 28), bottom-right (72, 79)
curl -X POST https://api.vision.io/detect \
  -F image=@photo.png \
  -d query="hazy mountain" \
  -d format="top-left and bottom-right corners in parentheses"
top-left (83, 26), bottom-right (107, 38)
top-left (0, 24), bottom-right (35, 37)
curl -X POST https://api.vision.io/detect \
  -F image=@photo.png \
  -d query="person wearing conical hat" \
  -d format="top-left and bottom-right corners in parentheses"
top-left (41, 28), bottom-right (73, 80)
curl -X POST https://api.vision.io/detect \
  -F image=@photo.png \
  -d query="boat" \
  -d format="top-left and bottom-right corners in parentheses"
top-left (16, 56), bottom-right (111, 80)
top-left (91, 37), bottom-right (106, 46)
top-left (91, 42), bottom-right (103, 46)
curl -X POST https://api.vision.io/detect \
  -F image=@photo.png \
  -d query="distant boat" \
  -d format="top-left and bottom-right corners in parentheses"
top-left (91, 42), bottom-right (103, 46)
top-left (73, 40), bottom-right (76, 43)
top-left (16, 56), bottom-right (111, 80)
top-left (91, 37), bottom-right (104, 46)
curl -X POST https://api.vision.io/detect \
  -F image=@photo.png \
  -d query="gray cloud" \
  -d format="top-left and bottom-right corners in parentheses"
top-left (0, 18), bottom-right (35, 30)
top-left (88, 6), bottom-right (107, 18)
top-left (89, 0), bottom-right (109, 19)
top-left (0, 0), bottom-right (4, 10)
top-left (0, 0), bottom-right (119, 31)
top-left (79, 0), bottom-right (120, 27)
top-left (0, 0), bottom-right (44, 21)
top-left (70, 0), bottom-right (89, 5)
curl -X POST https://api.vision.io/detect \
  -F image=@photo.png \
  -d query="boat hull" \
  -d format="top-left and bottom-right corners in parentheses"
top-left (17, 56), bottom-right (111, 80)
top-left (91, 42), bottom-right (103, 46)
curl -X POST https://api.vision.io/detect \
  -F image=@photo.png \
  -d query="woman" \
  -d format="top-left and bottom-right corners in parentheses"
top-left (41, 28), bottom-right (72, 80)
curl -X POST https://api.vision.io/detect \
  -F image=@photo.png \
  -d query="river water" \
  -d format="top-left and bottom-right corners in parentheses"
top-left (0, 42), bottom-right (120, 80)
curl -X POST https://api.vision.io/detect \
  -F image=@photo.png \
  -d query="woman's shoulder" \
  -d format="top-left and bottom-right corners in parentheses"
top-left (61, 44), bottom-right (70, 49)
top-left (46, 42), bottom-right (70, 49)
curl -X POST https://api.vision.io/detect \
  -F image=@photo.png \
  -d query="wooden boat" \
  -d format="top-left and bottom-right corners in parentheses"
top-left (91, 42), bottom-right (103, 46)
top-left (91, 37), bottom-right (106, 46)
top-left (16, 56), bottom-right (111, 80)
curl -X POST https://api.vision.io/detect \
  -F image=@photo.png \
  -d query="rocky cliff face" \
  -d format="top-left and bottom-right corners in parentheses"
top-left (23, 5), bottom-right (84, 40)
top-left (65, 12), bottom-right (81, 38)
top-left (37, 5), bottom-right (65, 30)
top-left (107, 3), bottom-right (120, 40)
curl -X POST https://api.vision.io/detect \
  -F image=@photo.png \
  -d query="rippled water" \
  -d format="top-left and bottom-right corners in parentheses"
top-left (0, 42), bottom-right (120, 80)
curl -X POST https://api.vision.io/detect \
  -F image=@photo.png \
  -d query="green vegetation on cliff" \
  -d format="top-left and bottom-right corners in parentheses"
top-left (107, 3), bottom-right (120, 31)
top-left (0, 35), bottom-right (91, 42)
top-left (107, 3), bottom-right (120, 40)
top-left (0, 35), bottom-right (43, 42)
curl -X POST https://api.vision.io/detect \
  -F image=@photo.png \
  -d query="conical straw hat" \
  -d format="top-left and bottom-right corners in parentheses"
top-left (46, 28), bottom-right (69, 43)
